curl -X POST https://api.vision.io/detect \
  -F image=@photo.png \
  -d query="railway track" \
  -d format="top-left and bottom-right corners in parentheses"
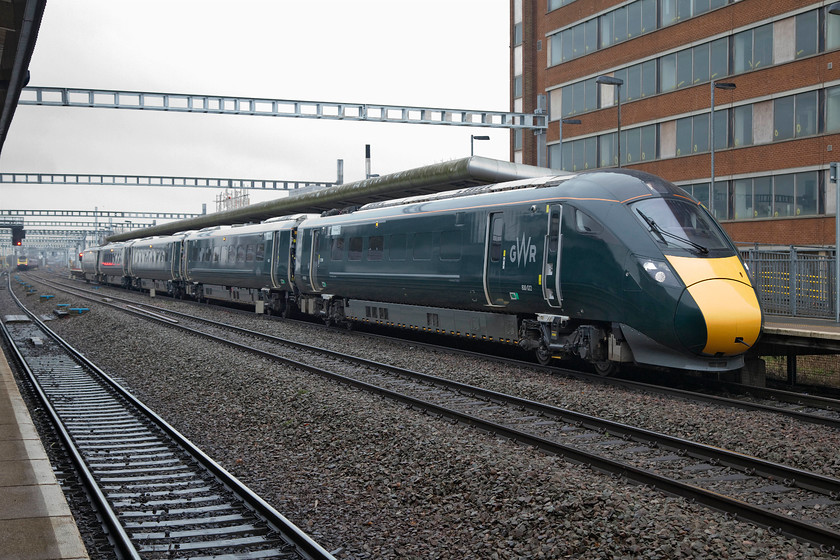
top-left (1, 274), bottom-right (336, 560)
top-left (32, 272), bottom-right (840, 430)
top-left (20, 273), bottom-right (840, 551)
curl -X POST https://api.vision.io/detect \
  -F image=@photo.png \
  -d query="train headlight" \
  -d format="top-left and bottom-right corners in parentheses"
top-left (641, 259), bottom-right (679, 287)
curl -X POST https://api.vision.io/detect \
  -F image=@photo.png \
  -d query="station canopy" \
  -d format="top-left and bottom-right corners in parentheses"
top-left (106, 157), bottom-right (559, 242)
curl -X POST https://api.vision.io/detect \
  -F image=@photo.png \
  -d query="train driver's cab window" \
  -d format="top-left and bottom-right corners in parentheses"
top-left (368, 236), bottom-right (384, 261)
top-left (632, 198), bottom-right (730, 254)
top-left (348, 237), bottom-right (363, 261)
top-left (575, 209), bottom-right (603, 234)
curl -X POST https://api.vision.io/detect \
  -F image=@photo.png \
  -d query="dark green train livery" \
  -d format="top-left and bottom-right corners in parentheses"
top-left (81, 170), bottom-right (762, 373)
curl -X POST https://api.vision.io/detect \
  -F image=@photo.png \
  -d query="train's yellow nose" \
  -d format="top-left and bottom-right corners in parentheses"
top-left (667, 255), bottom-right (763, 356)
top-left (685, 278), bottom-right (762, 355)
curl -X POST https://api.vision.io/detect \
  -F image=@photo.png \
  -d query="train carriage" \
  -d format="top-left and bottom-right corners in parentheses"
top-left (127, 234), bottom-right (189, 296)
top-left (183, 215), bottom-right (312, 314)
top-left (295, 170), bottom-right (762, 373)
top-left (96, 242), bottom-right (132, 287)
top-left (80, 247), bottom-right (99, 281)
top-left (78, 168), bottom-right (762, 374)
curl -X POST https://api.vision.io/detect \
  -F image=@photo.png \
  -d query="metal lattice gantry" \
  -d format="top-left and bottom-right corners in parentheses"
top-left (0, 209), bottom-right (200, 220)
top-left (19, 87), bottom-right (548, 130)
top-left (0, 173), bottom-right (334, 190)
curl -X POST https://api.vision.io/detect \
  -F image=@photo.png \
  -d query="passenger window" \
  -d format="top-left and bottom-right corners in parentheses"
top-left (413, 232), bottom-right (432, 261)
top-left (368, 236), bottom-right (384, 261)
top-left (236, 245), bottom-right (246, 264)
top-left (389, 234), bottom-right (406, 261)
top-left (246, 244), bottom-right (255, 262)
top-left (440, 230), bottom-right (461, 261)
top-left (348, 237), bottom-right (363, 261)
top-left (255, 243), bottom-right (265, 262)
top-left (331, 237), bottom-right (345, 261)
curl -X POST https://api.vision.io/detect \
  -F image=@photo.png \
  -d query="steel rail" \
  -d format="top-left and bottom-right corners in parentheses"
top-left (4, 275), bottom-right (336, 560)
top-left (1, 284), bottom-right (141, 559)
top-left (37, 272), bottom-right (840, 430)
top-left (25, 276), bottom-right (840, 550)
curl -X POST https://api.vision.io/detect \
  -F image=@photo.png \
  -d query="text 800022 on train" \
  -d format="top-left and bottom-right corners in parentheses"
top-left (77, 170), bottom-right (762, 374)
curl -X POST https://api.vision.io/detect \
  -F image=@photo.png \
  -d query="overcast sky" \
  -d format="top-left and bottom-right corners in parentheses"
top-left (0, 0), bottom-right (510, 220)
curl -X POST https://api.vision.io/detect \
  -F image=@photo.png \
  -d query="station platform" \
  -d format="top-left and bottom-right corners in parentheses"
top-left (0, 348), bottom-right (89, 559)
top-left (760, 316), bottom-right (840, 353)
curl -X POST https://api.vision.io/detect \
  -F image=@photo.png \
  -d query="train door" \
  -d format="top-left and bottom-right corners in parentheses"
top-left (308, 229), bottom-right (324, 292)
top-left (483, 212), bottom-right (507, 307)
top-left (542, 204), bottom-right (563, 308)
top-left (269, 231), bottom-right (280, 288)
top-left (170, 241), bottom-right (181, 280)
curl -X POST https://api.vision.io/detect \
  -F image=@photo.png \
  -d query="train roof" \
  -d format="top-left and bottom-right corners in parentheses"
top-left (355, 170), bottom-right (693, 214)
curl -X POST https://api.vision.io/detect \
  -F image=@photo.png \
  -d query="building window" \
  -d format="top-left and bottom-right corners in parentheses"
top-left (684, 183), bottom-right (711, 209)
top-left (774, 91), bottom-right (818, 141)
top-left (795, 91), bottom-right (818, 138)
top-left (660, 53), bottom-right (677, 92)
top-left (561, 78), bottom-right (598, 117)
top-left (733, 23), bottom-right (773, 73)
top-left (733, 105), bottom-right (753, 147)
top-left (693, 114), bottom-right (710, 153)
top-left (713, 108), bottom-right (729, 150)
top-left (828, 5), bottom-right (840, 51)
top-left (712, 180), bottom-right (729, 221)
top-left (826, 86), bottom-right (840, 133)
top-left (710, 37), bottom-right (729, 79)
top-left (722, 173), bottom-right (820, 220)
top-left (514, 22), bottom-right (523, 46)
top-left (676, 117), bottom-right (693, 157)
top-left (754, 177), bottom-right (773, 218)
top-left (514, 75), bottom-right (522, 98)
top-left (599, 133), bottom-right (617, 167)
top-left (549, 143), bottom-right (562, 170)
top-left (774, 174), bottom-right (796, 217)
top-left (641, 125), bottom-right (657, 161)
top-left (548, 0), bottom-right (576, 10)
top-left (796, 10), bottom-right (818, 58)
top-left (733, 179), bottom-right (754, 220)
top-left (692, 43), bottom-right (710, 84)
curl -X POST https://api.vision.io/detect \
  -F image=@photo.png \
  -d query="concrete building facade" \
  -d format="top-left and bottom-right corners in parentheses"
top-left (511, 0), bottom-right (840, 245)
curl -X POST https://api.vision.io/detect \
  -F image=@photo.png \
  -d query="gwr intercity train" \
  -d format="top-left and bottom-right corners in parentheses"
top-left (77, 170), bottom-right (763, 373)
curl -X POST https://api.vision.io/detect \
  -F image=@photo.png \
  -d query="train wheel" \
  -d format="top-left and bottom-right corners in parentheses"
top-left (593, 361), bottom-right (617, 377)
top-left (535, 344), bottom-right (553, 366)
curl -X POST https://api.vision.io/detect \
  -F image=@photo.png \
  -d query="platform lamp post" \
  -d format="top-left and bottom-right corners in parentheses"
top-left (471, 135), bottom-right (490, 157)
top-left (710, 81), bottom-right (736, 218)
top-left (830, 5), bottom-right (840, 321)
top-left (596, 75), bottom-right (624, 168)
top-left (833, 163), bottom-right (840, 322)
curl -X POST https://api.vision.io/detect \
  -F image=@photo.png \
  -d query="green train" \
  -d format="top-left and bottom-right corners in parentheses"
top-left (82, 170), bottom-right (762, 374)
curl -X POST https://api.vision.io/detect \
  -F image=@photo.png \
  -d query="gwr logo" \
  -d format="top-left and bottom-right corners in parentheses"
top-left (509, 234), bottom-right (537, 267)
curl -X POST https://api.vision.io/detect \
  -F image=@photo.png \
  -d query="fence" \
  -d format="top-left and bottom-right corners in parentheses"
top-left (738, 245), bottom-right (836, 320)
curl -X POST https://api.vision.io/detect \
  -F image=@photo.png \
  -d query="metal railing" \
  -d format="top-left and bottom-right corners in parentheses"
top-left (739, 245), bottom-right (836, 320)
